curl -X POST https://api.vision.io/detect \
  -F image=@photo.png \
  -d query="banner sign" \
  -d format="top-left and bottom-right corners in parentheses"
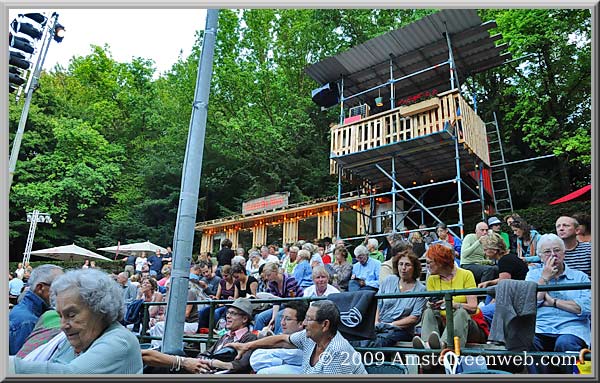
top-left (242, 192), bottom-right (289, 215)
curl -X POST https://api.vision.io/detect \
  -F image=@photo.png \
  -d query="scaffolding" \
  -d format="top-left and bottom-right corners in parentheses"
top-left (306, 9), bottom-right (511, 241)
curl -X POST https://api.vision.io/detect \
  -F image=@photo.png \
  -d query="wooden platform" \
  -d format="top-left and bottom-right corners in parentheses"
top-left (330, 90), bottom-right (489, 189)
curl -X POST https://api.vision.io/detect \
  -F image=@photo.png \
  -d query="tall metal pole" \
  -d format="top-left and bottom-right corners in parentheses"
top-left (9, 13), bottom-right (59, 190)
top-left (454, 136), bottom-right (464, 239)
top-left (162, 9), bottom-right (219, 355)
top-left (336, 164), bottom-right (342, 240)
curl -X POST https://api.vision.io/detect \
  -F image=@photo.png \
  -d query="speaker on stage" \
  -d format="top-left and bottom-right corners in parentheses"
top-left (311, 82), bottom-right (339, 108)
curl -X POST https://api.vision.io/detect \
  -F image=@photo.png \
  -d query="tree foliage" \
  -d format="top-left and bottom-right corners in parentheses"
top-left (8, 9), bottom-right (591, 261)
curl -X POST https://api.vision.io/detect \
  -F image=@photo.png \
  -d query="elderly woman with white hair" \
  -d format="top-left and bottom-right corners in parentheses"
top-left (302, 266), bottom-right (340, 297)
top-left (525, 233), bottom-right (591, 373)
top-left (9, 268), bottom-right (143, 374)
top-left (366, 237), bottom-right (385, 262)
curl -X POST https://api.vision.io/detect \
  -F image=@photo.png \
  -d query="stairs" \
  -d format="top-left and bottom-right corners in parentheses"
top-left (485, 112), bottom-right (513, 214)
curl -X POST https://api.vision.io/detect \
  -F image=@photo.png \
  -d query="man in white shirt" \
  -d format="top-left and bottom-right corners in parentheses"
top-left (250, 300), bottom-right (308, 374)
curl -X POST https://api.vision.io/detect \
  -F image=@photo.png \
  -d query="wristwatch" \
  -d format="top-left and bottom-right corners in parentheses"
top-left (553, 299), bottom-right (558, 308)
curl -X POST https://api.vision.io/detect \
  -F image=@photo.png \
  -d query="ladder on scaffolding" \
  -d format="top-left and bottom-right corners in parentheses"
top-left (486, 112), bottom-right (514, 214)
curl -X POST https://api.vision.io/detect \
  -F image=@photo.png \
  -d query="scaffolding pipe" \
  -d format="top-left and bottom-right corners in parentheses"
top-left (478, 161), bottom-right (486, 221)
top-left (391, 157), bottom-right (397, 234)
top-left (338, 77), bottom-right (345, 125)
top-left (374, 164), bottom-right (459, 240)
top-left (453, 136), bottom-right (465, 239)
top-left (336, 164), bottom-right (342, 240)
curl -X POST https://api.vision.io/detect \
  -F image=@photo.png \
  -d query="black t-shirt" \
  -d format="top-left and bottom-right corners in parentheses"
top-left (217, 248), bottom-right (235, 267)
top-left (235, 276), bottom-right (258, 298)
top-left (497, 253), bottom-right (528, 280)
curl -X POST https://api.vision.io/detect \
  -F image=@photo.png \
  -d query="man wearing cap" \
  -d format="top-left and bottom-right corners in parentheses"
top-left (488, 216), bottom-right (510, 249)
top-left (142, 298), bottom-right (257, 374)
top-left (460, 221), bottom-right (499, 285)
top-left (229, 300), bottom-right (367, 374)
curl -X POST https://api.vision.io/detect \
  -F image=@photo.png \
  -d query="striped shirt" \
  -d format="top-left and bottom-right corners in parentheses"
top-left (564, 241), bottom-right (591, 277)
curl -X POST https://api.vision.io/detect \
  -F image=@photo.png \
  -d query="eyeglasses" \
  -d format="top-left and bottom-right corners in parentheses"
top-left (541, 248), bottom-right (563, 256)
top-left (226, 310), bottom-right (242, 317)
top-left (303, 316), bottom-right (321, 323)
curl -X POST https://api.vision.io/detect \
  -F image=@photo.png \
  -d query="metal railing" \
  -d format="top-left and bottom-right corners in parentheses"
top-left (136, 282), bottom-right (591, 362)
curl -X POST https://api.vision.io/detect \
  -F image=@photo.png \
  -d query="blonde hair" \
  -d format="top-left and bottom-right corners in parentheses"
top-left (480, 232), bottom-right (508, 254)
top-left (297, 249), bottom-right (311, 261)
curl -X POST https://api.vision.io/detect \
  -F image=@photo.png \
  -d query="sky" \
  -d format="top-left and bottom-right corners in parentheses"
top-left (9, 8), bottom-right (207, 77)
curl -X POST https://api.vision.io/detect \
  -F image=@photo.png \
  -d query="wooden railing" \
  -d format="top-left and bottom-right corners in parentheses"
top-left (330, 89), bottom-right (490, 174)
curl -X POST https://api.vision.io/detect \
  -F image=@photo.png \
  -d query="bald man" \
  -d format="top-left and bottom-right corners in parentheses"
top-left (460, 222), bottom-right (499, 284)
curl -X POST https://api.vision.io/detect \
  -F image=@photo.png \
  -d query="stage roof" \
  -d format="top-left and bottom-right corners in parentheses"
top-left (305, 9), bottom-right (511, 108)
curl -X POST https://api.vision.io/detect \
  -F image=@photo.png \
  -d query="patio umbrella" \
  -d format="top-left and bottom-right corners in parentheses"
top-left (29, 244), bottom-right (112, 262)
top-left (97, 240), bottom-right (167, 255)
top-left (549, 184), bottom-right (591, 205)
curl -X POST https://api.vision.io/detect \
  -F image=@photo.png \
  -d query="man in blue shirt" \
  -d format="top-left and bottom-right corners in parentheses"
top-left (348, 245), bottom-right (381, 292)
top-left (9, 264), bottom-right (63, 355)
top-left (525, 233), bottom-right (591, 374)
top-left (147, 249), bottom-right (164, 279)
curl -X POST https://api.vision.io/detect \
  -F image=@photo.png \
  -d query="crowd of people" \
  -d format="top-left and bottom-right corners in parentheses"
top-left (7, 210), bottom-right (592, 375)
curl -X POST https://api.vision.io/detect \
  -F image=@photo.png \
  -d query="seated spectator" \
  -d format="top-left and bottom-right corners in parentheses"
top-left (15, 309), bottom-right (61, 359)
top-left (116, 272), bottom-right (139, 314)
top-left (232, 263), bottom-right (258, 298)
top-left (325, 245), bottom-right (353, 292)
top-left (9, 269), bottom-right (143, 374)
top-left (525, 233), bottom-right (591, 374)
top-left (135, 277), bottom-right (164, 329)
top-left (478, 232), bottom-right (528, 288)
top-left (413, 244), bottom-right (488, 350)
top-left (379, 239), bottom-right (413, 284)
top-left (348, 245), bottom-right (380, 292)
top-left (254, 262), bottom-right (303, 335)
top-left (488, 216), bottom-right (510, 248)
top-left (282, 246), bottom-right (300, 275)
top-left (198, 261), bottom-right (221, 297)
top-left (198, 265), bottom-right (236, 330)
top-left (318, 242), bottom-right (332, 264)
top-left (303, 266), bottom-right (340, 297)
top-left (477, 232), bottom-right (529, 325)
top-left (353, 249), bottom-right (426, 348)
top-left (409, 231), bottom-right (426, 258)
top-left (250, 300), bottom-right (308, 374)
top-left (151, 277), bottom-right (207, 347)
top-left (460, 221), bottom-right (499, 285)
top-left (292, 249), bottom-right (313, 289)
top-left (510, 218), bottom-right (541, 261)
top-left (571, 212), bottom-right (591, 243)
top-left (9, 271), bottom-right (25, 304)
top-left (302, 243), bottom-right (324, 268)
top-left (143, 298), bottom-right (257, 374)
top-left (504, 213), bottom-right (521, 256)
top-left (231, 255), bottom-right (246, 270)
top-left (9, 264), bottom-right (63, 355)
top-left (247, 250), bottom-right (265, 280)
top-left (435, 223), bottom-right (462, 258)
top-left (556, 215), bottom-right (591, 277)
top-left (366, 238), bottom-right (385, 262)
top-left (230, 300), bottom-right (367, 374)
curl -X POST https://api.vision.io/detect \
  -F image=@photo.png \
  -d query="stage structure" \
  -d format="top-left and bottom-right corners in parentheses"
top-left (196, 9), bottom-right (515, 251)
top-left (307, 9), bottom-right (511, 241)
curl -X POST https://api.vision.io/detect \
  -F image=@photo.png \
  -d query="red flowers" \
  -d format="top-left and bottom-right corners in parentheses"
top-left (396, 89), bottom-right (438, 107)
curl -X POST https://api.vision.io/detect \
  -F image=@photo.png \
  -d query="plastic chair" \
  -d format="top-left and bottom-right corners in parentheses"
top-left (365, 362), bottom-right (409, 374)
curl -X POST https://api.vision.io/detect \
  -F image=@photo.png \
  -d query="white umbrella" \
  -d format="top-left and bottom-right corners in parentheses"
top-left (29, 244), bottom-right (112, 261)
top-left (97, 240), bottom-right (167, 255)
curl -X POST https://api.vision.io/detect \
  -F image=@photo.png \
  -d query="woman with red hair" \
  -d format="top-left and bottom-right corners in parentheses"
top-left (412, 243), bottom-right (488, 350)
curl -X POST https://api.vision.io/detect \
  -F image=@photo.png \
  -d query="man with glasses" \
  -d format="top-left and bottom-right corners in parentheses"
top-left (230, 300), bottom-right (367, 374)
top-left (142, 298), bottom-right (257, 374)
top-left (250, 300), bottom-right (308, 374)
top-left (9, 264), bottom-right (63, 355)
top-left (525, 233), bottom-right (591, 374)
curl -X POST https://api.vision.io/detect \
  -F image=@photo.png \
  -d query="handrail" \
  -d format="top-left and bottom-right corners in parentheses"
top-left (137, 282), bottom-right (590, 353)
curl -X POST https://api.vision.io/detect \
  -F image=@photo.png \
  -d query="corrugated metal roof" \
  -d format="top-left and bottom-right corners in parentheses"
top-left (305, 9), bottom-right (510, 109)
